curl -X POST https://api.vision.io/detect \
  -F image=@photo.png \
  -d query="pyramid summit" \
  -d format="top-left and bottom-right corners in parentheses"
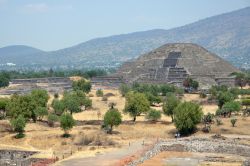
top-left (116, 43), bottom-right (239, 88)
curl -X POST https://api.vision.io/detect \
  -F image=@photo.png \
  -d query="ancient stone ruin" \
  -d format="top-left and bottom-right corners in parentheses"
top-left (0, 77), bottom-right (72, 96)
top-left (115, 43), bottom-right (239, 89)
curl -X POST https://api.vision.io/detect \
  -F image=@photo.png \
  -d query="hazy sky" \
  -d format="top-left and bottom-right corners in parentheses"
top-left (0, 0), bottom-right (249, 51)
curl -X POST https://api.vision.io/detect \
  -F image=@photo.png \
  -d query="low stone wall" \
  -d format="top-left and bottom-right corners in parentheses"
top-left (127, 138), bottom-right (250, 166)
top-left (0, 149), bottom-right (37, 166)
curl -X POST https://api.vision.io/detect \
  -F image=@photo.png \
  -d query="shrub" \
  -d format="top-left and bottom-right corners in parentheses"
top-left (102, 96), bottom-right (108, 101)
top-left (119, 84), bottom-right (130, 97)
top-left (221, 101), bottom-right (241, 117)
top-left (215, 118), bottom-right (223, 126)
top-left (231, 118), bottom-right (237, 127)
top-left (202, 113), bottom-right (214, 124)
top-left (47, 113), bottom-right (59, 127)
top-left (146, 109), bottom-right (161, 122)
top-left (199, 92), bottom-right (207, 98)
top-left (35, 107), bottom-right (48, 121)
top-left (96, 89), bottom-right (104, 97)
top-left (174, 102), bottom-right (203, 135)
top-left (72, 79), bottom-right (91, 93)
top-left (52, 99), bottom-right (65, 116)
top-left (217, 91), bottom-right (234, 108)
top-left (60, 113), bottom-right (76, 137)
top-left (104, 108), bottom-right (122, 134)
top-left (11, 115), bottom-right (26, 138)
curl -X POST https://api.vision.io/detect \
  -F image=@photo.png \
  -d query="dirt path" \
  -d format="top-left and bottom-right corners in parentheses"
top-left (55, 141), bottom-right (147, 166)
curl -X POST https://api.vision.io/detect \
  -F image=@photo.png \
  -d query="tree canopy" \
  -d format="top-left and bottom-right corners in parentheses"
top-left (104, 108), bottom-right (122, 134)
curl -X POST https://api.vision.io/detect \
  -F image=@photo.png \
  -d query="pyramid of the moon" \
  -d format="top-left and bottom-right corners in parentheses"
top-left (116, 43), bottom-right (239, 88)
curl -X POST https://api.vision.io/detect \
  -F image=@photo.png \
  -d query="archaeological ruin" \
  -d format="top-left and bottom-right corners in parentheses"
top-left (112, 43), bottom-right (239, 89)
top-left (0, 77), bottom-right (72, 96)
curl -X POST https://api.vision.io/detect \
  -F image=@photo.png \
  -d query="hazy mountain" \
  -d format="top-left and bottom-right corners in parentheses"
top-left (0, 7), bottom-right (249, 70)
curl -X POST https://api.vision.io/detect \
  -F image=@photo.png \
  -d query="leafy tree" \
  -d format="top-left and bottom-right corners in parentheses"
top-left (52, 99), bottom-right (65, 116)
top-left (221, 101), bottom-right (241, 117)
top-left (31, 89), bottom-right (49, 107)
top-left (60, 113), bottom-right (75, 137)
top-left (231, 118), bottom-right (237, 127)
top-left (163, 94), bottom-right (180, 122)
top-left (11, 115), bottom-right (26, 138)
top-left (145, 92), bottom-right (161, 106)
top-left (63, 92), bottom-right (81, 114)
top-left (96, 89), bottom-right (104, 97)
top-left (183, 78), bottom-right (199, 90)
top-left (231, 72), bottom-right (247, 89)
top-left (104, 108), bottom-right (122, 134)
top-left (217, 91), bottom-right (234, 108)
top-left (35, 107), bottom-right (48, 121)
top-left (0, 72), bottom-right (10, 88)
top-left (47, 113), bottom-right (59, 127)
top-left (72, 79), bottom-right (91, 93)
top-left (124, 92), bottom-right (150, 121)
top-left (0, 98), bottom-right (9, 119)
top-left (146, 109), bottom-right (161, 122)
top-left (119, 84), bottom-right (130, 97)
top-left (174, 102), bottom-right (203, 135)
top-left (6, 94), bottom-right (36, 121)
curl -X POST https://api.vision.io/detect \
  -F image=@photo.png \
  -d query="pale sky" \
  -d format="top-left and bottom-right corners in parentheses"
top-left (0, 0), bottom-right (249, 51)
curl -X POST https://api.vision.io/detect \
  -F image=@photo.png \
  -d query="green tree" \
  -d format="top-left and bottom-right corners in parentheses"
top-left (6, 94), bottom-right (36, 121)
top-left (183, 78), bottom-right (199, 90)
top-left (63, 93), bottom-right (81, 114)
top-left (11, 115), bottom-right (26, 138)
top-left (0, 72), bottom-right (10, 88)
top-left (119, 84), bottom-right (130, 97)
top-left (145, 92), bottom-right (161, 106)
top-left (146, 109), bottom-right (161, 122)
top-left (217, 91), bottom-right (234, 108)
top-left (96, 89), bottom-right (104, 97)
top-left (35, 107), bottom-right (48, 121)
top-left (174, 102), bottom-right (203, 135)
top-left (72, 79), bottom-right (91, 93)
top-left (52, 99), bottom-right (65, 116)
top-left (231, 72), bottom-right (247, 89)
top-left (163, 94), bottom-right (180, 122)
top-left (221, 101), bottom-right (241, 117)
top-left (124, 92), bottom-right (150, 121)
top-left (31, 89), bottom-right (49, 107)
top-left (60, 113), bottom-right (75, 137)
top-left (0, 98), bottom-right (9, 119)
top-left (104, 108), bottom-right (122, 134)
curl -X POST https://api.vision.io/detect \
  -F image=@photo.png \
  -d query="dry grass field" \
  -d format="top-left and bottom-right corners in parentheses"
top-left (0, 88), bottom-right (250, 164)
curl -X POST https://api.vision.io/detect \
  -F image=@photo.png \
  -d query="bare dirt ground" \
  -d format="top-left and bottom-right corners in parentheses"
top-left (0, 89), bottom-right (250, 165)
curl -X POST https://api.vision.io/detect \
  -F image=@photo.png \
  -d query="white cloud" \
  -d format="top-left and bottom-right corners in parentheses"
top-left (23, 3), bottom-right (49, 13)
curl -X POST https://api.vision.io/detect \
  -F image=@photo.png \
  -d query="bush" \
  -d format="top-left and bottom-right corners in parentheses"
top-left (96, 89), bottom-right (104, 97)
top-left (104, 108), bottom-right (122, 134)
top-left (54, 93), bottom-right (59, 99)
top-left (47, 113), bottom-right (59, 127)
top-left (52, 99), bottom-right (65, 116)
top-left (221, 101), bottom-right (241, 117)
top-left (102, 96), bottom-right (108, 101)
top-left (231, 118), bottom-right (237, 127)
top-left (35, 107), bottom-right (48, 121)
top-left (119, 84), bottom-right (130, 97)
top-left (174, 102), bottom-right (203, 135)
top-left (72, 79), bottom-right (91, 93)
top-left (199, 92), bottom-right (207, 98)
top-left (215, 118), bottom-right (223, 126)
top-left (202, 113), bottom-right (214, 124)
top-left (60, 113), bottom-right (76, 137)
top-left (146, 109), bottom-right (161, 122)
top-left (217, 91), bottom-right (235, 108)
top-left (11, 115), bottom-right (26, 138)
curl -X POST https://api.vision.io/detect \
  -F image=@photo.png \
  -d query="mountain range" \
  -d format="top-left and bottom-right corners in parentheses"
top-left (0, 7), bottom-right (249, 70)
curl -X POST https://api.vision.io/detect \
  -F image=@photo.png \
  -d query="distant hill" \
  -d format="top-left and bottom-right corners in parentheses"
top-left (0, 7), bottom-right (249, 70)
